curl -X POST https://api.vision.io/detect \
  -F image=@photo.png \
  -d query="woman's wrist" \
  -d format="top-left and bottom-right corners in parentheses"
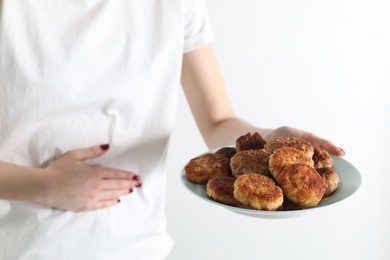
top-left (0, 161), bottom-right (48, 204)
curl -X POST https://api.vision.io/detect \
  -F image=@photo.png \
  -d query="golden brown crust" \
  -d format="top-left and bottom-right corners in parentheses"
top-left (230, 149), bottom-right (271, 177)
top-left (215, 147), bottom-right (237, 159)
top-left (313, 147), bottom-right (333, 169)
top-left (264, 137), bottom-right (314, 158)
top-left (206, 176), bottom-right (241, 206)
top-left (185, 133), bottom-right (340, 212)
top-left (233, 173), bottom-right (283, 211)
top-left (317, 167), bottom-right (340, 197)
top-left (185, 153), bottom-right (230, 185)
top-left (269, 147), bottom-right (314, 180)
top-left (236, 132), bottom-right (267, 151)
top-left (277, 164), bottom-right (326, 208)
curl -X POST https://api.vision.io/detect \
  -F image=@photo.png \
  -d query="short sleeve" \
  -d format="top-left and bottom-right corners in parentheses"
top-left (183, 0), bottom-right (214, 53)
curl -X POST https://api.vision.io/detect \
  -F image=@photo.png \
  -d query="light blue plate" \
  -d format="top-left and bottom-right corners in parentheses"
top-left (181, 151), bottom-right (362, 219)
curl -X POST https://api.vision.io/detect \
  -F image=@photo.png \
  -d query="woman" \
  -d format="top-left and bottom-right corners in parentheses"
top-left (0, 0), bottom-right (344, 259)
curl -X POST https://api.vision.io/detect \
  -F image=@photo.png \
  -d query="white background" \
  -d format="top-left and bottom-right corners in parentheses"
top-left (166, 1), bottom-right (390, 260)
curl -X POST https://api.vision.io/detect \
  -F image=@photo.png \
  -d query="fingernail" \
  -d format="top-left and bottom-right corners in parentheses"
top-left (117, 199), bottom-right (121, 203)
top-left (339, 147), bottom-right (345, 155)
top-left (129, 188), bottom-right (133, 193)
top-left (100, 144), bottom-right (110, 151)
top-left (135, 183), bottom-right (142, 188)
top-left (133, 175), bottom-right (140, 181)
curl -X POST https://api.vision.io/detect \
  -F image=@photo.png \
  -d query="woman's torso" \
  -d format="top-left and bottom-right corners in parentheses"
top-left (0, 0), bottom-right (186, 259)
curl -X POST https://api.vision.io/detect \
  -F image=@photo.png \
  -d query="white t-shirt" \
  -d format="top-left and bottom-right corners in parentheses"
top-left (0, 0), bottom-right (213, 259)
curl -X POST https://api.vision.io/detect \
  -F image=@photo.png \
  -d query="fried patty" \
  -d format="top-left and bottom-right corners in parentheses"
top-left (206, 176), bottom-right (240, 206)
top-left (230, 149), bottom-right (271, 177)
top-left (185, 153), bottom-right (230, 185)
top-left (269, 147), bottom-right (314, 180)
top-left (313, 146), bottom-right (333, 169)
top-left (277, 164), bottom-right (326, 208)
top-left (317, 167), bottom-right (340, 197)
top-left (264, 136), bottom-right (314, 158)
top-left (233, 173), bottom-right (283, 211)
top-left (215, 147), bottom-right (237, 159)
top-left (236, 132), bottom-right (267, 151)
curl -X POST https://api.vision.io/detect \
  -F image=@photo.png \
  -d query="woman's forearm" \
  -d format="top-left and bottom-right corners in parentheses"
top-left (200, 116), bottom-right (269, 149)
top-left (0, 145), bottom-right (142, 211)
top-left (0, 161), bottom-right (46, 203)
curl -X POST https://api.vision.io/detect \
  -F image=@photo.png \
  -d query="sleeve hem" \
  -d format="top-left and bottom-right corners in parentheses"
top-left (183, 31), bottom-right (214, 53)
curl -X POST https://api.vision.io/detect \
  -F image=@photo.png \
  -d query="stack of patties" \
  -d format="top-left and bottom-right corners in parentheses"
top-left (184, 132), bottom-right (340, 211)
top-left (266, 137), bottom-right (340, 209)
top-left (185, 146), bottom-right (238, 206)
top-left (312, 146), bottom-right (340, 197)
top-left (230, 133), bottom-right (283, 210)
top-left (185, 132), bottom-right (282, 210)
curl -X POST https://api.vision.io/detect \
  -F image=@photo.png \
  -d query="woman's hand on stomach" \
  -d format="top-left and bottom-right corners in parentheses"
top-left (40, 144), bottom-right (141, 211)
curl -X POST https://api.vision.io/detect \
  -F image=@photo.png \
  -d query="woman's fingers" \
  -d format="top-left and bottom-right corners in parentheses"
top-left (318, 140), bottom-right (345, 156)
top-left (61, 145), bottom-right (141, 180)
top-left (82, 198), bottom-right (121, 211)
top-left (98, 189), bottom-right (135, 201)
top-left (302, 132), bottom-right (345, 156)
top-left (98, 178), bottom-right (141, 191)
top-left (81, 188), bottom-right (140, 211)
top-left (93, 199), bottom-right (124, 211)
top-left (83, 182), bottom-right (142, 211)
top-left (61, 144), bottom-right (110, 161)
top-left (95, 166), bottom-right (139, 180)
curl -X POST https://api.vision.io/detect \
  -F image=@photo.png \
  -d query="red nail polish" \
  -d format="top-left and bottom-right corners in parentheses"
top-left (133, 175), bottom-right (140, 181)
top-left (100, 144), bottom-right (110, 151)
top-left (129, 188), bottom-right (133, 193)
top-left (135, 183), bottom-right (142, 188)
top-left (117, 199), bottom-right (121, 203)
